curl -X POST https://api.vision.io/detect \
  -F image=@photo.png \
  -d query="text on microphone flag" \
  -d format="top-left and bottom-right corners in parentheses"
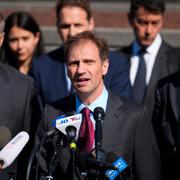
top-left (56, 114), bottom-right (82, 125)
top-left (105, 157), bottom-right (128, 180)
top-left (55, 114), bottom-right (82, 137)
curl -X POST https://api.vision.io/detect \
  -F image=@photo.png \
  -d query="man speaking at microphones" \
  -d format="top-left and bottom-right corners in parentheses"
top-left (36, 31), bottom-right (161, 180)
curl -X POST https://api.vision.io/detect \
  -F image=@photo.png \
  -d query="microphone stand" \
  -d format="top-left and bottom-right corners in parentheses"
top-left (25, 129), bottom-right (61, 180)
top-left (66, 126), bottom-right (77, 180)
top-left (93, 107), bottom-right (106, 179)
top-left (26, 143), bottom-right (40, 180)
top-left (46, 138), bottom-right (64, 180)
top-left (86, 150), bottom-right (107, 179)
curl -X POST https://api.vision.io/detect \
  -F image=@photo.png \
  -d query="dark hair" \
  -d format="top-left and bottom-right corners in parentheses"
top-left (56, 0), bottom-right (91, 27)
top-left (129, 0), bottom-right (165, 18)
top-left (64, 31), bottom-right (109, 62)
top-left (1, 11), bottom-right (44, 69)
top-left (0, 13), bottom-right (5, 33)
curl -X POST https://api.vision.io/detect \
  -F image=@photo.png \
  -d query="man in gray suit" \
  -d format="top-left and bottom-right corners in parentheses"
top-left (36, 31), bottom-right (160, 180)
top-left (120, 0), bottom-right (180, 116)
top-left (0, 13), bottom-right (41, 180)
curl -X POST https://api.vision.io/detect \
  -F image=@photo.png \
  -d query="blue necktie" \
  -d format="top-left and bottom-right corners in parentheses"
top-left (132, 50), bottom-right (147, 104)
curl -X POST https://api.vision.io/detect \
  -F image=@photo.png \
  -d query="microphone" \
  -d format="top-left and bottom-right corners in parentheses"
top-left (55, 113), bottom-right (82, 140)
top-left (42, 112), bottom-right (78, 141)
top-left (0, 131), bottom-right (29, 169)
top-left (76, 153), bottom-right (117, 171)
top-left (105, 152), bottom-right (128, 179)
top-left (66, 125), bottom-right (77, 149)
top-left (44, 128), bottom-right (60, 140)
top-left (77, 152), bottom-right (128, 179)
top-left (55, 113), bottom-right (82, 179)
top-left (55, 113), bottom-right (82, 151)
top-left (0, 127), bottom-right (11, 149)
top-left (93, 107), bottom-right (105, 162)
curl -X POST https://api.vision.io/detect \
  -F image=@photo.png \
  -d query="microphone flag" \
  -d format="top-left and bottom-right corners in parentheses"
top-left (55, 114), bottom-right (82, 140)
top-left (105, 157), bottom-right (128, 180)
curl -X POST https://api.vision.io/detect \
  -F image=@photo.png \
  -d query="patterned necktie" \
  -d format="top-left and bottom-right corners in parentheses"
top-left (132, 49), bottom-right (147, 104)
top-left (78, 108), bottom-right (94, 153)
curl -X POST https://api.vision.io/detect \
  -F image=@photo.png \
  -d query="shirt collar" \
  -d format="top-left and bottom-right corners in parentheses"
top-left (146, 34), bottom-right (162, 55)
top-left (76, 86), bottom-right (108, 114)
top-left (133, 33), bottom-right (162, 55)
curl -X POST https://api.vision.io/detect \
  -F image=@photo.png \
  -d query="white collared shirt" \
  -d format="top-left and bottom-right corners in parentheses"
top-left (76, 86), bottom-right (108, 128)
top-left (130, 34), bottom-right (162, 85)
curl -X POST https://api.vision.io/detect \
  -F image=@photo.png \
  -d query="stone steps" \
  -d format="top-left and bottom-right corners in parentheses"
top-left (0, 1), bottom-right (180, 52)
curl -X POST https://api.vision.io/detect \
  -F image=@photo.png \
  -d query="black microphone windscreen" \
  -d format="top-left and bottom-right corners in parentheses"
top-left (0, 127), bottom-right (11, 149)
top-left (93, 107), bottom-right (105, 121)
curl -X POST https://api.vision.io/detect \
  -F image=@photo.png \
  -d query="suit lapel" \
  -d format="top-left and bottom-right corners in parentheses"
top-left (145, 42), bottom-right (170, 103)
top-left (102, 92), bottom-right (124, 149)
top-left (52, 48), bottom-right (69, 95)
top-left (170, 84), bottom-right (179, 122)
top-left (121, 44), bottom-right (133, 63)
top-left (52, 94), bottom-right (76, 114)
top-left (0, 65), bottom-right (12, 125)
top-left (0, 81), bottom-right (10, 116)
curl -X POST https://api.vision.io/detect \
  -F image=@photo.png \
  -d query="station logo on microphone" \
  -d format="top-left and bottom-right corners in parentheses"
top-left (56, 114), bottom-right (82, 125)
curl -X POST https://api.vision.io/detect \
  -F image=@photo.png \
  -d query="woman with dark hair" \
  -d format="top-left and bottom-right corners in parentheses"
top-left (1, 11), bottom-right (44, 74)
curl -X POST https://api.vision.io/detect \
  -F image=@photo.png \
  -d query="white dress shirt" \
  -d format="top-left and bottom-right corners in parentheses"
top-left (76, 86), bottom-right (108, 128)
top-left (75, 86), bottom-right (108, 148)
top-left (130, 34), bottom-right (162, 86)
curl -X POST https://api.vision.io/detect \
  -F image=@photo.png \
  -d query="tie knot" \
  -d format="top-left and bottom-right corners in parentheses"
top-left (81, 107), bottom-right (90, 118)
top-left (138, 47), bottom-right (146, 56)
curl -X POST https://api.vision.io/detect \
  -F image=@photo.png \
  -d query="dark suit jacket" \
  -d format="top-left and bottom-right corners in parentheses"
top-left (0, 62), bottom-right (41, 180)
top-left (152, 71), bottom-right (180, 180)
top-left (36, 92), bottom-right (160, 180)
top-left (120, 41), bottom-right (180, 116)
top-left (30, 46), bottom-right (131, 106)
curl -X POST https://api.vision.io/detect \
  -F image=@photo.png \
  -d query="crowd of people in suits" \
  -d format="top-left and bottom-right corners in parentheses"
top-left (0, 0), bottom-right (180, 179)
